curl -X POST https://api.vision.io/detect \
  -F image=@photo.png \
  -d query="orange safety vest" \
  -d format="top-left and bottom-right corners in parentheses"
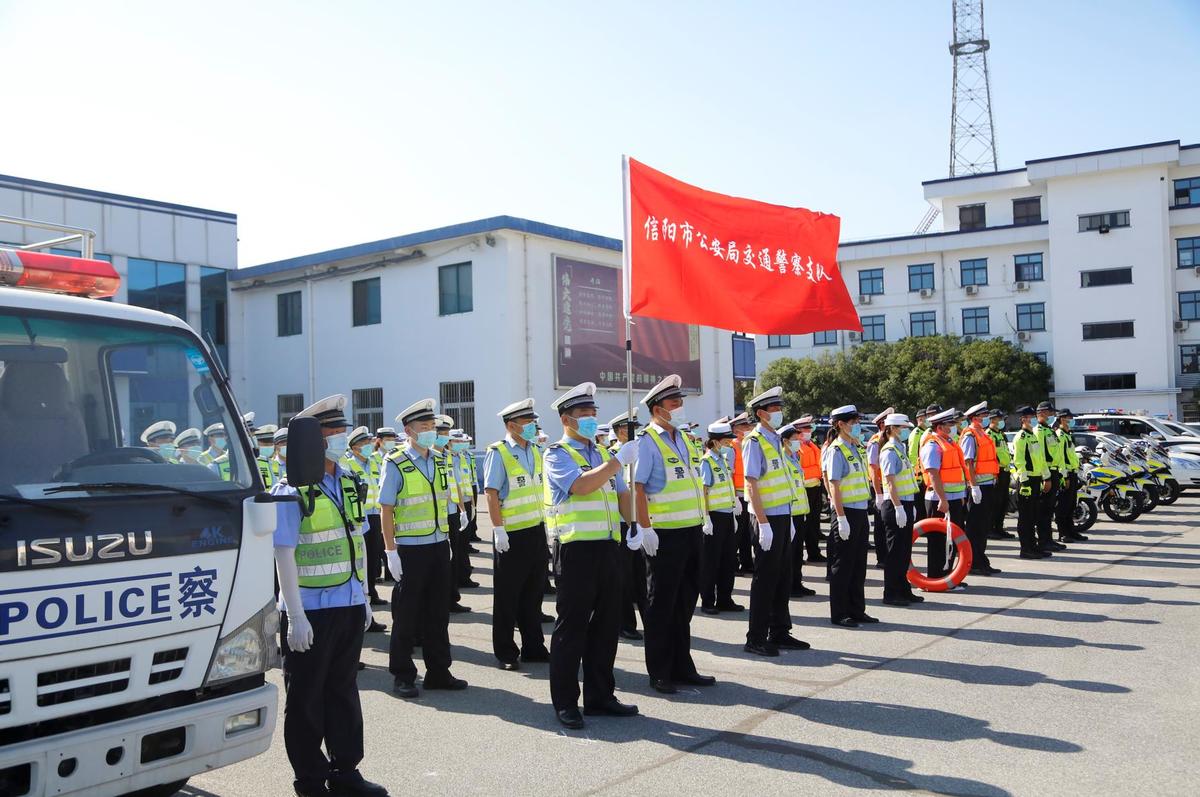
top-left (962, 426), bottom-right (999, 476)
top-left (932, 435), bottom-right (966, 486)
top-left (732, 438), bottom-right (745, 491)
top-left (799, 440), bottom-right (822, 483)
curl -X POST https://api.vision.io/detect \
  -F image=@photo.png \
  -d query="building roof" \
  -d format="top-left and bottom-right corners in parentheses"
top-left (921, 139), bottom-right (1188, 187)
top-left (0, 173), bottom-right (236, 223)
top-left (232, 215), bottom-right (622, 282)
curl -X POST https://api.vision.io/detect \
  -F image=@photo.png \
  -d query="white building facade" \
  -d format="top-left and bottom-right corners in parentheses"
top-left (757, 139), bottom-right (1200, 419)
top-left (228, 217), bottom-right (735, 443)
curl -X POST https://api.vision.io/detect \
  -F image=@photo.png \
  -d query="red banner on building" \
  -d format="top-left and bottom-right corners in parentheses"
top-left (626, 157), bottom-right (860, 335)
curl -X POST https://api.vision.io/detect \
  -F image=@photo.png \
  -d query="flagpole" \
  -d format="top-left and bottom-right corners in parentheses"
top-left (621, 155), bottom-right (634, 443)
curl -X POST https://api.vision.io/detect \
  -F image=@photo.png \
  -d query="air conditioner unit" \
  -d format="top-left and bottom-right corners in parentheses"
top-left (962, 334), bottom-right (976, 342)
top-left (848, 331), bottom-right (861, 342)
top-left (1175, 320), bottom-right (1189, 332)
top-left (1017, 331), bottom-right (1032, 342)
top-left (1015, 281), bottom-right (1030, 292)
top-left (858, 294), bottom-right (872, 305)
top-left (965, 284), bottom-right (979, 296)
top-left (1098, 224), bottom-right (1111, 234)
top-left (1194, 266), bottom-right (1200, 277)
top-left (919, 287), bottom-right (934, 299)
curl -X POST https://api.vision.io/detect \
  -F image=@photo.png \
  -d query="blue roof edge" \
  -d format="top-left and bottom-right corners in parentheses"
top-left (0, 172), bottom-right (237, 220)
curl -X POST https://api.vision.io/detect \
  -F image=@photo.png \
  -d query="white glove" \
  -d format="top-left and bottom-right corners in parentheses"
top-left (626, 524), bottom-right (643, 551)
top-left (386, 549), bottom-right (403, 582)
top-left (971, 486), bottom-right (983, 505)
top-left (639, 525), bottom-right (659, 557)
top-left (363, 602), bottom-right (373, 631)
top-left (493, 525), bottom-right (510, 553)
top-left (894, 503), bottom-right (908, 528)
top-left (836, 515), bottom-right (851, 541)
top-left (733, 499), bottom-right (743, 517)
top-left (287, 610), bottom-right (314, 653)
top-left (615, 440), bottom-right (639, 467)
top-left (758, 519), bottom-right (773, 551)
top-left (459, 509), bottom-right (467, 528)
top-left (1016, 472), bottom-right (1028, 484)
top-left (702, 516), bottom-right (713, 536)
top-left (875, 494), bottom-right (887, 512)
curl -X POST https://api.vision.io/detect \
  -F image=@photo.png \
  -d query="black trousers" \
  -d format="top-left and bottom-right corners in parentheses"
top-left (281, 605), bottom-right (365, 784)
top-left (1037, 472), bottom-right (1061, 547)
top-left (923, 497), bottom-right (967, 578)
top-left (991, 470), bottom-right (1011, 535)
top-left (451, 509), bottom-right (473, 587)
top-left (913, 481), bottom-right (928, 522)
top-left (1016, 476), bottom-right (1042, 554)
top-left (966, 484), bottom-right (993, 570)
top-left (550, 538), bottom-right (621, 710)
top-left (465, 497), bottom-right (480, 540)
top-left (803, 485), bottom-right (824, 559)
top-left (700, 511), bottom-right (737, 608)
top-left (389, 540), bottom-right (453, 682)
top-left (1055, 472), bottom-right (1079, 537)
top-left (829, 507), bottom-right (869, 621)
top-left (882, 501), bottom-right (916, 601)
top-left (747, 514), bottom-right (793, 643)
top-left (364, 514), bottom-right (383, 600)
top-left (493, 525), bottom-right (549, 663)
top-left (790, 514), bottom-right (807, 590)
top-left (735, 494), bottom-right (755, 571)
top-left (644, 526), bottom-right (702, 683)
top-left (871, 498), bottom-right (886, 566)
top-left (619, 522), bottom-right (648, 631)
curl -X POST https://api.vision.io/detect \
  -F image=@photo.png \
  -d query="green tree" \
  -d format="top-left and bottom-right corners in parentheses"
top-left (757, 335), bottom-right (1053, 419)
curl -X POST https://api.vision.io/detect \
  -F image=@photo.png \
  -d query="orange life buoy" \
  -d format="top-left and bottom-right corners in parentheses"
top-left (908, 516), bottom-right (972, 592)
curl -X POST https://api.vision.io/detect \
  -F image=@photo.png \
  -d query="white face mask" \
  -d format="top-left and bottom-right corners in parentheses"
top-left (789, 439), bottom-right (801, 453)
top-left (768, 410), bottom-right (783, 428)
top-left (324, 433), bottom-right (348, 462)
top-left (668, 405), bottom-right (688, 427)
top-left (800, 430), bottom-right (812, 442)
top-left (278, 445), bottom-right (287, 458)
top-left (382, 440), bottom-right (397, 452)
top-left (258, 445), bottom-right (274, 458)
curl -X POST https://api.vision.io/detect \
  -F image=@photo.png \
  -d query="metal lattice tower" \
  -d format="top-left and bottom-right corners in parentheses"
top-left (948, 0), bottom-right (998, 176)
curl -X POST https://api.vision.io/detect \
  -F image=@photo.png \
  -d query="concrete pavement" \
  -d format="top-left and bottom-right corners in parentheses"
top-left (189, 495), bottom-right (1200, 797)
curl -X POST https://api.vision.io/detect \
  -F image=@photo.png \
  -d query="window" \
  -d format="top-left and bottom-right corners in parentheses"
top-left (767, 335), bottom-right (791, 348)
top-left (732, 333), bottom-right (755, 379)
top-left (960, 258), bottom-right (988, 287)
top-left (438, 262), bottom-right (473, 315)
top-left (1014, 253), bottom-right (1044, 282)
top-left (127, 258), bottom-right (186, 320)
top-left (352, 387), bottom-right (384, 431)
top-left (814, 330), bottom-right (837, 346)
top-left (1179, 237), bottom-right (1200, 268)
top-left (200, 267), bottom-right (228, 368)
top-left (1084, 373), bottom-right (1137, 391)
top-left (352, 277), bottom-right (381, 326)
top-left (1082, 320), bottom-right (1134, 340)
top-left (962, 307), bottom-right (990, 335)
top-left (1013, 197), bottom-right (1042, 225)
top-left (1017, 302), bottom-right (1046, 332)
top-left (858, 268), bottom-right (884, 296)
top-left (50, 247), bottom-right (113, 263)
top-left (1180, 291), bottom-right (1200, 322)
top-left (1032, 352), bottom-right (1048, 364)
top-left (278, 393), bottom-right (304, 426)
top-left (861, 314), bottom-right (885, 342)
top-left (959, 204), bottom-right (986, 231)
top-left (910, 311), bottom-right (936, 337)
top-left (277, 291), bottom-right (302, 337)
top-left (1182, 345), bottom-right (1200, 375)
top-left (908, 263), bottom-right (935, 292)
top-left (439, 380), bottom-right (476, 440)
top-left (1078, 210), bottom-right (1129, 232)
top-left (1081, 267), bottom-right (1133, 288)
top-left (1175, 177), bottom-right (1200, 208)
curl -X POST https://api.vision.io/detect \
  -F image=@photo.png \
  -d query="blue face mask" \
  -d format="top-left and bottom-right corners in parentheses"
top-left (258, 445), bottom-right (274, 458)
top-left (415, 430), bottom-right (437, 449)
top-left (899, 428), bottom-right (911, 442)
top-left (997, 419), bottom-right (1006, 430)
top-left (434, 434), bottom-right (450, 448)
top-left (520, 421), bottom-right (538, 442)
top-left (1030, 418), bottom-right (1040, 430)
top-left (213, 437), bottom-right (227, 450)
top-left (850, 424), bottom-right (863, 441)
top-left (1066, 418), bottom-right (1075, 429)
top-left (451, 441), bottom-right (468, 452)
top-left (359, 443), bottom-right (375, 457)
top-left (575, 416), bottom-right (599, 439)
top-left (950, 428), bottom-right (960, 442)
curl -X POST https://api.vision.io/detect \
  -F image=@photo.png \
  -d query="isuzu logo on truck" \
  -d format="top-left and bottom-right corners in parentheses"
top-left (15, 530), bottom-right (153, 567)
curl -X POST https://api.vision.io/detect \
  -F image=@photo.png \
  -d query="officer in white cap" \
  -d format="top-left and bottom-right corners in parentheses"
top-left (432, 415), bottom-right (473, 611)
top-left (484, 398), bottom-right (551, 670)
top-left (269, 395), bottom-right (385, 797)
top-left (272, 426), bottom-right (289, 480)
top-left (741, 387), bottom-right (809, 655)
top-left (200, 421), bottom-right (226, 465)
top-left (921, 408), bottom-right (972, 585)
top-left (777, 422), bottom-right (815, 599)
top-left (699, 419), bottom-right (741, 614)
top-left (634, 374), bottom-right (717, 691)
top-left (960, 402), bottom-right (1000, 576)
top-left (449, 428), bottom-right (482, 562)
top-left (379, 399), bottom-right (467, 698)
top-left (544, 382), bottom-right (639, 728)
top-left (825, 404), bottom-right (875, 627)
top-left (866, 407), bottom-right (895, 568)
top-left (173, 427), bottom-right (205, 465)
top-left (791, 415), bottom-right (827, 567)
top-left (726, 411), bottom-right (756, 575)
top-left (140, 420), bottom-right (177, 460)
top-left (609, 410), bottom-right (648, 640)
top-left (344, 426), bottom-right (388, 614)
top-left (371, 428), bottom-right (398, 581)
top-left (253, 423), bottom-right (281, 486)
top-left (878, 413), bottom-right (924, 606)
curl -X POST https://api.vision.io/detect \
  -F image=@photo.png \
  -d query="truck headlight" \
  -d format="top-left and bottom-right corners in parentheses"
top-left (205, 601), bottom-right (276, 685)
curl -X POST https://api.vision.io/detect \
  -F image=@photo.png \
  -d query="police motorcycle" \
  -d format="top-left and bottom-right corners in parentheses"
top-left (1115, 442), bottom-right (1161, 513)
top-left (1131, 439), bottom-right (1181, 505)
top-left (1071, 446), bottom-right (1099, 533)
top-left (1087, 443), bottom-right (1148, 522)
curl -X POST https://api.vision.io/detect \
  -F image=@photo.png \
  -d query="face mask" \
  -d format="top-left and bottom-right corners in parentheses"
top-left (360, 443), bottom-right (375, 457)
top-left (849, 424), bottom-right (863, 441)
top-left (575, 416), bottom-right (599, 439)
top-left (950, 428), bottom-right (960, 442)
top-left (278, 445), bottom-right (287, 457)
top-left (899, 428), bottom-right (911, 442)
top-left (788, 439), bottom-right (801, 453)
top-left (997, 419), bottom-right (1006, 430)
top-left (451, 441), bottom-right (468, 452)
top-left (213, 437), bottom-right (227, 450)
top-left (382, 440), bottom-right (397, 451)
top-left (1066, 419), bottom-right (1075, 429)
top-left (184, 446), bottom-right (203, 459)
top-left (158, 443), bottom-right (177, 458)
top-left (520, 421), bottom-right (538, 442)
top-left (1031, 418), bottom-right (1040, 429)
top-left (800, 430), bottom-right (812, 442)
top-left (668, 406), bottom-right (688, 427)
top-left (324, 433), bottom-right (348, 462)
top-left (415, 430), bottom-right (437, 449)
top-left (434, 434), bottom-right (450, 448)
top-left (768, 410), bottom-right (783, 427)
top-left (258, 445), bottom-right (274, 458)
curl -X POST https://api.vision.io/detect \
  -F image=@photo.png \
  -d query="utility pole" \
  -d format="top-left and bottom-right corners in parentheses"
top-left (948, 0), bottom-right (998, 176)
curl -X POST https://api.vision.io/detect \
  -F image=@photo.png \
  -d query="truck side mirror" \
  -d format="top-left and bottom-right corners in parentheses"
top-left (286, 417), bottom-right (325, 487)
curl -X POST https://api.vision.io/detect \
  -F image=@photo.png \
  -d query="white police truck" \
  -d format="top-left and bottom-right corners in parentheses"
top-left (0, 218), bottom-right (278, 797)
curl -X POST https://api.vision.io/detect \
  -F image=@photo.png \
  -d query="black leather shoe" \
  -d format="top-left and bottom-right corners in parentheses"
top-left (790, 586), bottom-right (817, 597)
top-left (832, 617), bottom-right (859, 628)
top-left (369, 596), bottom-right (387, 607)
top-left (328, 770), bottom-right (389, 797)
top-left (520, 648), bottom-right (550, 663)
top-left (882, 598), bottom-right (911, 607)
top-left (393, 679), bottom-right (418, 698)
top-left (1044, 541), bottom-right (1067, 551)
top-left (557, 707), bottom-right (585, 729)
top-left (357, 662), bottom-right (366, 670)
top-left (986, 567), bottom-right (1002, 574)
top-left (619, 627), bottom-right (643, 640)
top-left (676, 672), bottom-right (716, 686)
top-left (700, 605), bottom-right (720, 615)
top-left (449, 603), bottom-right (472, 614)
top-left (650, 678), bottom-right (677, 694)
top-left (423, 673), bottom-right (468, 690)
top-left (905, 594), bottom-right (925, 603)
top-left (583, 696), bottom-right (639, 716)
top-left (1067, 533), bottom-right (1089, 542)
top-left (294, 779), bottom-right (332, 797)
top-left (715, 601), bottom-right (745, 612)
top-left (541, 613), bottom-right (556, 624)
top-left (367, 620), bottom-right (387, 633)
top-left (743, 641), bottom-right (780, 657)
top-left (768, 634), bottom-right (811, 650)
top-left (1019, 550), bottom-right (1044, 559)
top-left (969, 568), bottom-right (991, 576)
top-left (458, 579), bottom-right (480, 589)
top-left (544, 583), bottom-right (557, 595)
top-left (853, 614), bottom-right (880, 624)
top-left (498, 660), bottom-right (520, 671)
top-left (807, 553), bottom-right (828, 563)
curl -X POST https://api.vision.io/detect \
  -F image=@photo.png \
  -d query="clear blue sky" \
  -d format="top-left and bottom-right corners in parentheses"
top-left (2, 0), bottom-right (1197, 266)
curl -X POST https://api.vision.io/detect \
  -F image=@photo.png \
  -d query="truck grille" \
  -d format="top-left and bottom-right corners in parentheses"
top-left (0, 677), bottom-right (10, 715)
top-left (36, 658), bottom-right (131, 707)
top-left (149, 647), bottom-right (189, 685)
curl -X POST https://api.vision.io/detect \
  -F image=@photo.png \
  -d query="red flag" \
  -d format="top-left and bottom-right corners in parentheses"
top-left (626, 157), bottom-right (860, 335)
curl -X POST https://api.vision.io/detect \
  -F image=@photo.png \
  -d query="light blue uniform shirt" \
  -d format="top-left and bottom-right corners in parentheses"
top-left (742, 424), bottom-right (791, 516)
top-left (921, 438), bottom-right (967, 501)
top-left (700, 455), bottom-right (734, 514)
top-left (866, 438), bottom-right (881, 467)
top-left (483, 436), bottom-right (538, 501)
top-left (379, 446), bottom-right (449, 546)
top-left (827, 443), bottom-right (869, 510)
top-left (634, 423), bottom-right (692, 494)
top-left (880, 446), bottom-right (915, 504)
top-left (271, 466), bottom-right (366, 612)
top-left (545, 436), bottom-right (628, 506)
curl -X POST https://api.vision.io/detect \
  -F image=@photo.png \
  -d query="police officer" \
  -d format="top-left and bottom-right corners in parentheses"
top-left (254, 424), bottom-right (280, 486)
top-left (920, 408), bottom-right (971, 585)
top-left (380, 399), bottom-right (467, 698)
top-left (793, 415), bottom-right (826, 565)
top-left (987, 410), bottom-right (1015, 540)
top-left (174, 427), bottom-right (205, 465)
top-left (344, 426), bottom-right (387, 613)
top-left (699, 419), bottom-right (739, 614)
top-left (484, 398), bottom-right (551, 670)
top-left (274, 426), bottom-right (289, 475)
top-left (609, 410), bottom-right (649, 639)
top-left (140, 420), bottom-right (177, 459)
top-left (879, 413), bottom-right (924, 606)
top-left (544, 382), bottom-right (639, 728)
top-left (1034, 401), bottom-right (1068, 553)
top-left (779, 422), bottom-right (815, 598)
top-left (270, 395), bottom-right (387, 797)
top-left (432, 415), bottom-right (472, 613)
top-left (825, 404), bottom-right (874, 627)
top-left (960, 402), bottom-right (1000, 576)
top-left (634, 375), bottom-right (718, 690)
top-left (372, 428), bottom-right (398, 581)
top-left (866, 407), bottom-right (894, 568)
top-left (730, 412), bottom-right (756, 575)
top-left (200, 422), bottom-right (225, 465)
top-left (908, 407), bottom-right (930, 524)
top-left (1055, 409), bottom-right (1088, 543)
top-left (1013, 406), bottom-right (1050, 559)
top-left (450, 429), bottom-right (480, 580)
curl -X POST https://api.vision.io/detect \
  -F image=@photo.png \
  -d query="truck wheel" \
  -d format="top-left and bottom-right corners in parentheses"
top-left (123, 779), bottom-right (189, 797)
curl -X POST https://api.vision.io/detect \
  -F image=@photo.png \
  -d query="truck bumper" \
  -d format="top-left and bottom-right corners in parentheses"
top-left (1, 682), bottom-right (277, 797)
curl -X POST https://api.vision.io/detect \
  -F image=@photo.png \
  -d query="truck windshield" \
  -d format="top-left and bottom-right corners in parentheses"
top-left (0, 308), bottom-right (254, 497)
